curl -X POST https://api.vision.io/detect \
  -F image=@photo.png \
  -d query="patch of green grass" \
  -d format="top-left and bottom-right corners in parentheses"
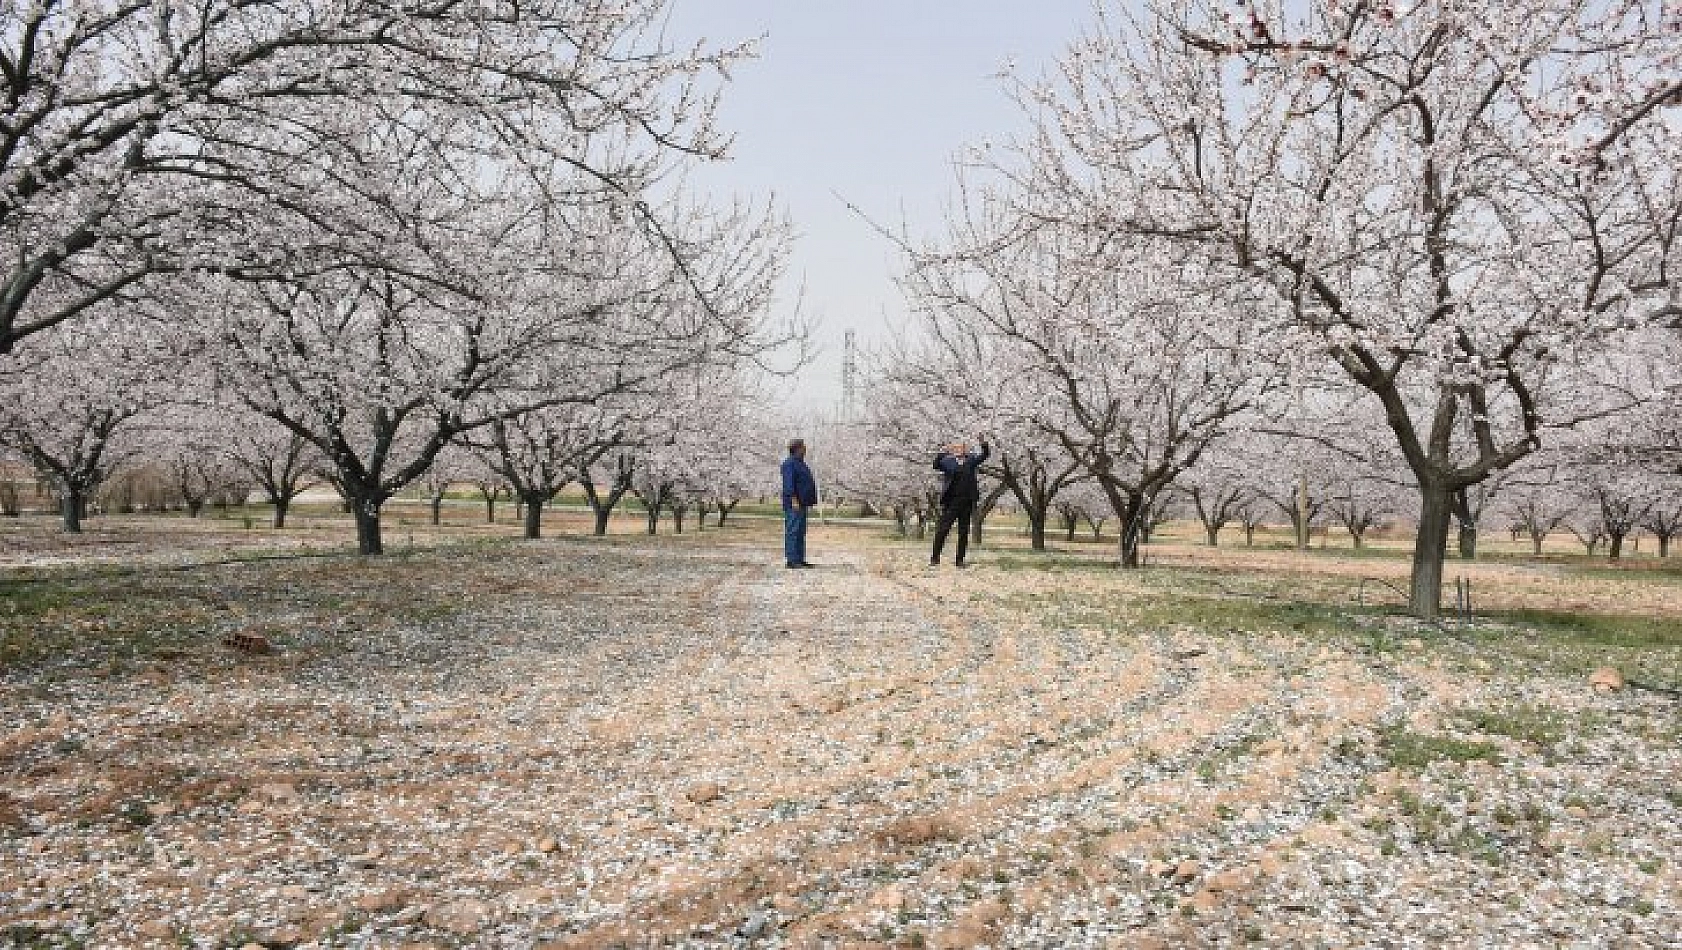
top-left (1483, 608), bottom-right (1682, 650)
top-left (1454, 705), bottom-right (1600, 748)
top-left (1452, 608), bottom-right (1682, 691)
top-left (1379, 725), bottom-right (1503, 771)
top-left (0, 544), bottom-right (529, 667)
top-left (0, 578), bottom-right (87, 618)
top-left (0, 926), bottom-right (88, 950)
top-left (988, 553), bottom-right (1120, 573)
top-left (1134, 595), bottom-right (1379, 638)
top-left (0, 575), bottom-right (215, 665)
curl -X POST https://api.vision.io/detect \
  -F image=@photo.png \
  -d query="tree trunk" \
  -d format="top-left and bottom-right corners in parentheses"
top-left (1530, 530), bottom-right (1545, 556)
top-left (1608, 532), bottom-right (1625, 560)
top-left (1118, 520), bottom-right (1141, 568)
top-left (430, 495), bottom-right (443, 526)
top-left (1205, 522), bottom-right (1220, 546)
top-left (1660, 534), bottom-right (1672, 558)
top-left (353, 499), bottom-right (384, 555)
top-left (1452, 489), bottom-right (1477, 559)
top-left (673, 506), bottom-right (687, 535)
top-left (1295, 472), bottom-right (1310, 551)
top-left (273, 498), bottom-right (290, 529)
top-left (1244, 523), bottom-right (1256, 546)
top-left (1028, 509), bottom-right (1048, 551)
top-left (645, 507), bottom-right (659, 535)
top-left (1116, 493), bottom-right (1145, 569)
top-left (718, 501), bottom-right (738, 527)
top-left (61, 488), bottom-right (84, 534)
top-left (594, 506), bottom-right (611, 536)
top-left (1408, 484), bottom-right (1452, 619)
top-left (1350, 529), bottom-right (1365, 550)
top-left (521, 491), bottom-right (545, 540)
top-left (484, 495), bottom-right (497, 524)
top-left (187, 499), bottom-right (205, 518)
top-left (972, 483), bottom-right (1006, 548)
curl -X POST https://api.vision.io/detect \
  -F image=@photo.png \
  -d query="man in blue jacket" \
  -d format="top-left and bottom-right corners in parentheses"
top-left (931, 436), bottom-right (990, 567)
top-left (780, 438), bottom-right (818, 568)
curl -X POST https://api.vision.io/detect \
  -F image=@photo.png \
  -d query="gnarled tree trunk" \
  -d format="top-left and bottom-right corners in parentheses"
top-left (1409, 484), bottom-right (1453, 619)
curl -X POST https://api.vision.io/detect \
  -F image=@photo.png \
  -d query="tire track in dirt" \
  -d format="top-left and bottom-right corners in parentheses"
top-left (547, 546), bottom-right (1401, 948)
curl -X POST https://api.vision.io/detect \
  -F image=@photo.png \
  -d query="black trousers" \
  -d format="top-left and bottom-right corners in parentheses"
top-left (931, 502), bottom-right (974, 563)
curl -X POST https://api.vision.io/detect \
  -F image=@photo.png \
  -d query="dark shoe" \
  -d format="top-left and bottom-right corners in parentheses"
top-left (799, 562), bottom-right (817, 568)
top-left (786, 562), bottom-right (803, 569)
top-left (954, 561), bottom-right (968, 569)
top-left (929, 557), bottom-right (939, 566)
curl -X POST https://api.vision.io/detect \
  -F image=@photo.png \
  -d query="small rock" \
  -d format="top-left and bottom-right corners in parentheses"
top-left (685, 782), bottom-right (722, 805)
top-left (536, 836), bottom-right (559, 853)
top-left (1589, 667), bottom-right (1624, 692)
top-left (425, 899), bottom-right (491, 935)
top-left (1566, 805), bottom-right (1589, 819)
top-left (1171, 860), bottom-right (1201, 885)
top-left (137, 920), bottom-right (176, 940)
top-left (739, 912), bottom-right (771, 938)
top-left (239, 943), bottom-right (266, 950)
top-left (145, 801), bottom-right (175, 818)
top-left (223, 630), bottom-right (274, 654)
top-left (771, 893), bottom-right (802, 915)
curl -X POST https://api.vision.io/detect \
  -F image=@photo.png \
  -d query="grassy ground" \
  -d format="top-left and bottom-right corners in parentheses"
top-left (1, 514), bottom-right (1678, 947)
top-left (3, 507), bottom-right (1679, 681)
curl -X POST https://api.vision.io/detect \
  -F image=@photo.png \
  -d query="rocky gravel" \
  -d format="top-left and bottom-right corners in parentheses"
top-left (1, 532), bottom-right (1677, 948)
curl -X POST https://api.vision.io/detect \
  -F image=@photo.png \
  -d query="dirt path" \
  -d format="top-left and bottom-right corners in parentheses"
top-left (1, 535), bottom-right (1676, 948)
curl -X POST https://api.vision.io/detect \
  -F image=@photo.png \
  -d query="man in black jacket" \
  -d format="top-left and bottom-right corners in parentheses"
top-left (930, 436), bottom-right (990, 567)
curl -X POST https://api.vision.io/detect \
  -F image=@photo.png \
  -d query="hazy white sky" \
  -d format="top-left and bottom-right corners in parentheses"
top-left (663, 0), bottom-right (1101, 413)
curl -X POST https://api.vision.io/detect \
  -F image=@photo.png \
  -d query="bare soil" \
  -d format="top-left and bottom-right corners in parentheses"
top-left (1, 519), bottom-right (1677, 948)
